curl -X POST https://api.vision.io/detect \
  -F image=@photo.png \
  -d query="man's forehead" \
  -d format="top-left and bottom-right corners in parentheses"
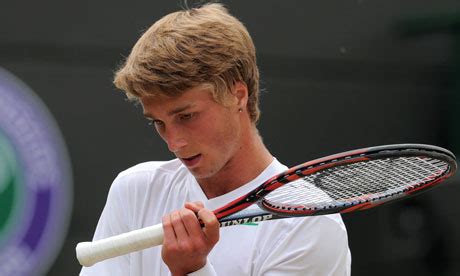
top-left (141, 96), bottom-right (196, 119)
top-left (140, 85), bottom-right (215, 117)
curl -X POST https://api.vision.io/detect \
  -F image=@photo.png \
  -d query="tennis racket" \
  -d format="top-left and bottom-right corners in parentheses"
top-left (76, 143), bottom-right (457, 267)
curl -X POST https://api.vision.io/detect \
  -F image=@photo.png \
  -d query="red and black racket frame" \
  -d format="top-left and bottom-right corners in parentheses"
top-left (214, 144), bottom-right (457, 227)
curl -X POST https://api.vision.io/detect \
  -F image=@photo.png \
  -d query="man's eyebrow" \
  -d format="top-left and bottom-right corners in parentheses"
top-left (143, 113), bottom-right (154, 120)
top-left (143, 103), bottom-right (195, 119)
top-left (167, 103), bottom-right (194, 116)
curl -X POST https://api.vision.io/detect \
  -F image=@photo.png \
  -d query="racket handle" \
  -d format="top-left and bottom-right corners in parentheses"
top-left (76, 223), bottom-right (164, 267)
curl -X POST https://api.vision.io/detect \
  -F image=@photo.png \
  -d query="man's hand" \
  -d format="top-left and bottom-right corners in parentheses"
top-left (161, 202), bottom-right (220, 276)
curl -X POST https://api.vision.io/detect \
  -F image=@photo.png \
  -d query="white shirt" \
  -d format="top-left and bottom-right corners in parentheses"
top-left (80, 158), bottom-right (351, 275)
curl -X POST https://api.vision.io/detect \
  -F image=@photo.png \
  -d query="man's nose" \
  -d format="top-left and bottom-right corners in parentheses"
top-left (164, 128), bottom-right (187, 153)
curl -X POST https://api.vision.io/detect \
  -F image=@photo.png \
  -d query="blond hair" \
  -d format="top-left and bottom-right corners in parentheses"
top-left (113, 3), bottom-right (261, 123)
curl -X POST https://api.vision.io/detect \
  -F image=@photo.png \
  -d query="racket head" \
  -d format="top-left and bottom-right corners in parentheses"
top-left (257, 144), bottom-right (457, 217)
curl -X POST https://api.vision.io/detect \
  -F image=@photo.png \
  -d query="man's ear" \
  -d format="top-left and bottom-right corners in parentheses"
top-left (231, 81), bottom-right (249, 110)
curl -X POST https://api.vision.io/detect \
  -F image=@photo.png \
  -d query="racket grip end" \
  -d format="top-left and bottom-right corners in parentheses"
top-left (76, 242), bottom-right (97, 267)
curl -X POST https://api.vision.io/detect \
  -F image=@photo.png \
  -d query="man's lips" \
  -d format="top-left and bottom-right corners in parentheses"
top-left (180, 154), bottom-right (201, 167)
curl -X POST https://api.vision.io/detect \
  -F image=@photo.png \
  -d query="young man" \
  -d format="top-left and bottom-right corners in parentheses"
top-left (80, 3), bottom-right (351, 275)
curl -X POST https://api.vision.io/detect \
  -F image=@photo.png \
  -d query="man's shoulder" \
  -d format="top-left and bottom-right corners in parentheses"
top-left (112, 159), bottom-right (190, 189)
top-left (118, 159), bottom-right (185, 177)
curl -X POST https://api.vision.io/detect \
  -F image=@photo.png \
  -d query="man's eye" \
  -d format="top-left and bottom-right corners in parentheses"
top-left (148, 120), bottom-right (163, 127)
top-left (180, 113), bottom-right (194, 121)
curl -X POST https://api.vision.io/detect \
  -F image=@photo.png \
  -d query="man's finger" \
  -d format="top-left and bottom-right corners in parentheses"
top-left (184, 201), bottom-right (205, 213)
top-left (162, 213), bottom-right (177, 244)
top-left (197, 208), bottom-right (220, 244)
top-left (180, 208), bottom-right (205, 240)
top-left (170, 210), bottom-right (189, 238)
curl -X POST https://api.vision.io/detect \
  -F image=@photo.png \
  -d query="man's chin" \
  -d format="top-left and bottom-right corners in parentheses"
top-left (187, 167), bottom-right (217, 180)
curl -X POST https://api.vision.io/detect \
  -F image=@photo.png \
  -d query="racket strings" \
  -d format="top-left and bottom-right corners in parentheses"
top-left (263, 156), bottom-right (449, 211)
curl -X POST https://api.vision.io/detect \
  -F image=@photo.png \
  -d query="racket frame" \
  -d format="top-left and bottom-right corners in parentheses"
top-left (215, 144), bottom-right (457, 225)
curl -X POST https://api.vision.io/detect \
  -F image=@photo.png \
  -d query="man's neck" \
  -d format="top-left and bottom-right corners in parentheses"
top-left (197, 128), bottom-right (273, 199)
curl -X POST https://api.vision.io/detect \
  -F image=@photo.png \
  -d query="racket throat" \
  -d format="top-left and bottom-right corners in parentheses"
top-left (219, 213), bottom-right (284, 227)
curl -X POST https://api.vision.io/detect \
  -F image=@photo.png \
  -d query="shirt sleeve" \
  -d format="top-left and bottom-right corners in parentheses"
top-left (187, 260), bottom-right (218, 276)
top-left (255, 215), bottom-right (351, 276)
top-left (79, 175), bottom-right (132, 275)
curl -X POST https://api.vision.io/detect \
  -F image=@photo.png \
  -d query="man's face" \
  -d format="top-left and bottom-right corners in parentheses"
top-left (140, 86), bottom-right (242, 181)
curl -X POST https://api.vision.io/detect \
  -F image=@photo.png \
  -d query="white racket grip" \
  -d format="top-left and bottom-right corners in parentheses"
top-left (76, 223), bottom-right (164, 267)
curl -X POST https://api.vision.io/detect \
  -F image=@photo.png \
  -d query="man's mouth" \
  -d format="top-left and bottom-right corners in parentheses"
top-left (180, 154), bottom-right (201, 167)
